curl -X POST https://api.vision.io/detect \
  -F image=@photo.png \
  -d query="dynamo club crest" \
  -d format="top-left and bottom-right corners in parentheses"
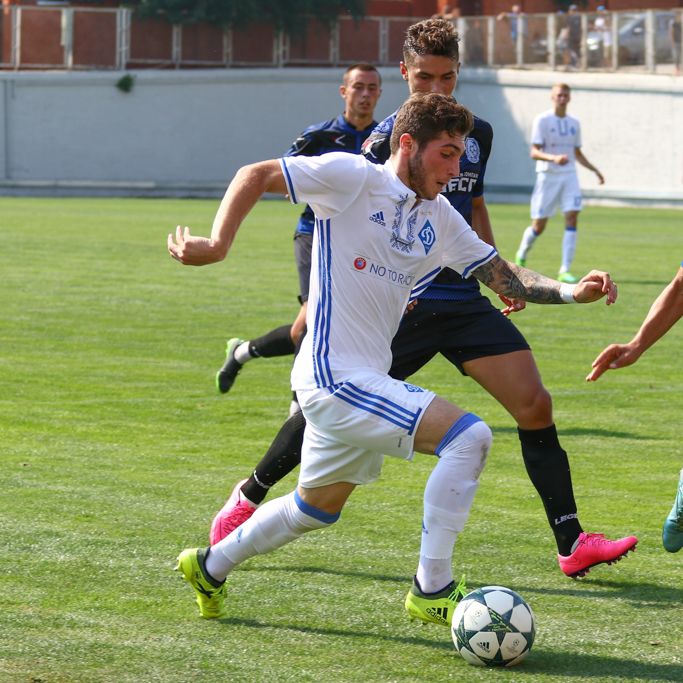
top-left (465, 137), bottom-right (480, 164)
top-left (418, 220), bottom-right (436, 255)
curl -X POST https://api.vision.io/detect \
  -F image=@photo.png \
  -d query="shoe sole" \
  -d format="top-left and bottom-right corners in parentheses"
top-left (564, 542), bottom-right (637, 579)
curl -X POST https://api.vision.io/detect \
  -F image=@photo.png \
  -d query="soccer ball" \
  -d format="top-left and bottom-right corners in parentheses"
top-left (451, 586), bottom-right (535, 667)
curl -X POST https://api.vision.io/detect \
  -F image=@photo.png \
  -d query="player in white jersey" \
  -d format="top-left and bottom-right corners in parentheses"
top-left (515, 83), bottom-right (605, 284)
top-left (168, 93), bottom-right (619, 622)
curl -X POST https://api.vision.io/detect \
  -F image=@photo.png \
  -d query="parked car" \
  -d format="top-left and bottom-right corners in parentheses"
top-left (617, 11), bottom-right (674, 64)
top-left (529, 28), bottom-right (603, 66)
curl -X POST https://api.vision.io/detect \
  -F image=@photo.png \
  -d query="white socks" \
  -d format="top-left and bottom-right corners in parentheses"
top-left (234, 341), bottom-right (253, 364)
top-left (416, 414), bottom-right (492, 594)
top-left (517, 225), bottom-right (538, 259)
top-left (204, 490), bottom-right (337, 582)
top-left (560, 227), bottom-right (577, 273)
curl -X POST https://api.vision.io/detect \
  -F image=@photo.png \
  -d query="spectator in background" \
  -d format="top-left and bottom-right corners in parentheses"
top-left (497, 4), bottom-right (525, 45)
top-left (466, 18), bottom-right (486, 65)
top-left (434, 4), bottom-right (460, 21)
top-left (556, 11), bottom-right (571, 66)
top-left (670, 13), bottom-right (682, 76)
top-left (594, 5), bottom-right (612, 69)
top-left (567, 4), bottom-right (582, 68)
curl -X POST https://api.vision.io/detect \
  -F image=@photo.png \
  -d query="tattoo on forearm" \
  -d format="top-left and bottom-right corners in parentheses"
top-left (474, 256), bottom-right (563, 304)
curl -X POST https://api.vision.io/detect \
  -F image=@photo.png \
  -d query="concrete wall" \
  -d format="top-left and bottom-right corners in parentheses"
top-left (0, 67), bottom-right (681, 206)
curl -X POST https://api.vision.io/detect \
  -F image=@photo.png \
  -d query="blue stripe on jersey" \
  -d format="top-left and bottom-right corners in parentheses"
top-left (335, 382), bottom-right (423, 435)
top-left (409, 266), bottom-right (442, 301)
top-left (294, 490), bottom-right (340, 524)
top-left (280, 159), bottom-right (297, 204)
top-left (313, 218), bottom-right (334, 388)
top-left (435, 413), bottom-right (482, 456)
top-left (461, 248), bottom-right (497, 279)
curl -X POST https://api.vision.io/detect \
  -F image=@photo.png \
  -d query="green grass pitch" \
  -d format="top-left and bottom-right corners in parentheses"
top-left (1, 197), bottom-right (681, 682)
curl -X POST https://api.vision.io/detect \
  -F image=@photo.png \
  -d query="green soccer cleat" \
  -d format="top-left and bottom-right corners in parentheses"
top-left (216, 337), bottom-right (245, 394)
top-left (175, 547), bottom-right (227, 619)
top-left (662, 468), bottom-right (683, 553)
top-left (514, 252), bottom-right (526, 267)
top-left (558, 271), bottom-right (579, 284)
top-left (404, 575), bottom-right (467, 627)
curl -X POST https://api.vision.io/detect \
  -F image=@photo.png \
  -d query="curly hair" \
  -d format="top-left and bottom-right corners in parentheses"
top-left (403, 17), bottom-right (460, 66)
top-left (389, 92), bottom-right (473, 154)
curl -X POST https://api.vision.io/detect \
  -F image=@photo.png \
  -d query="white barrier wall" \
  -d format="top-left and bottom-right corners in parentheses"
top-left (0, 67), bottom-right (681, 205)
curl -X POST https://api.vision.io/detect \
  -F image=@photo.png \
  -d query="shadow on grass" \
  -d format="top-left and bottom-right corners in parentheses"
top-left (508, 578), bottom-right (682, 609)
top-left (217, 614), bottom-right (452, 650)
top-left (491, 424), bottom-right (656, 440)
top-left (216, 615), bottom-right (681, 680)
top-left (248, 564), bottom-right (682, 608)
top-left (520, 650), bottom-right (681, 681)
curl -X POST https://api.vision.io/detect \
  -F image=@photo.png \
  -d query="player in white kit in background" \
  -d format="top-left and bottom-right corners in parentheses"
top-left (168, 93), bottom-right (619, 623)
top-left (515, 83), bottom-right (605, 284)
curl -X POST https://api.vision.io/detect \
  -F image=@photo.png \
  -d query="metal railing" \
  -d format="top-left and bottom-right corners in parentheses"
top-left (1, 5), bottom-right (681, 74)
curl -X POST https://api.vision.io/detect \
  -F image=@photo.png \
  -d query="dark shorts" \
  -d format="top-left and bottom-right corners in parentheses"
top-left (294, 232), bottom-right (313, 303)
top-left (389, 295), bottom-right (530, 380)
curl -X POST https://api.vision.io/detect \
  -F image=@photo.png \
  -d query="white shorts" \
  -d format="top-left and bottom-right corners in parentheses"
top-left (530, 172), bottom-right (582, 219)
top-left (296, 370), bottom-right (436, 488)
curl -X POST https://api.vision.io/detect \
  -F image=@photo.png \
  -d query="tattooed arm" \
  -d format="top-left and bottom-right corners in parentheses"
top-left (472, 255), bottom-right (618, 305)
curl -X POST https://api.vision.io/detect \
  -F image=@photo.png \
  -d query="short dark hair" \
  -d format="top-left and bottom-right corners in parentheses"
top-left (343, 63), bottom-right (382, 86)
top-left (389, 92), bottom-right (473, 154)
top-left (402, 18), bottom-right (460, 66)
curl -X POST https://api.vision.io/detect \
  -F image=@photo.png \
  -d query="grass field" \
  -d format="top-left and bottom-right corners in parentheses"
top-left (1, 197), bottom-right (681, 683)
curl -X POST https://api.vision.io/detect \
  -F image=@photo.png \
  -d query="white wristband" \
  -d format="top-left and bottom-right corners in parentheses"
top-left (559, 283), bottom-right (577, 303)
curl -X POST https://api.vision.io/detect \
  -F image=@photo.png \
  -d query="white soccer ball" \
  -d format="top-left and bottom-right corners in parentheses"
top-left (451, 586), bottom-right (536, 667)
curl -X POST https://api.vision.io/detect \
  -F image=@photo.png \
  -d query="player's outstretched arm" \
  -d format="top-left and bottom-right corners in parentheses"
top-left (587, 265), bottom-right (683, 381)
top-left (472, 255), bottom-right (617, 306)
top-left (168, 159), bottom-right (286, 266)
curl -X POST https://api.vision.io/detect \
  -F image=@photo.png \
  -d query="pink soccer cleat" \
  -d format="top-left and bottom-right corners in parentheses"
top-left (209, 479), bottom-right (258, 545)
top-left (558, 532), bottom-right (638, 579)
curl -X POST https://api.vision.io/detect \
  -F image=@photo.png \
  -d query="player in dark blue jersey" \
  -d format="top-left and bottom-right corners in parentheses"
top-left (215, 64), bottom-right (381, 413)
top-left (210, 19), bottom-right (637, 585)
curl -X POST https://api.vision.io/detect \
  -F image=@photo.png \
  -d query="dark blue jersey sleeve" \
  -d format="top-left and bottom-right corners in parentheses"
top-left (286, 115), bottom-right (379, 235)
top-left (362, 112), bottom-right (396, 165)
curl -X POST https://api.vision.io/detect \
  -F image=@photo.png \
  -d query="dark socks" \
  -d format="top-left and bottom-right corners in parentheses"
top-left (241, 410), bottom-right (306, 505)
top-left (249, 325), bottom-right (295, 358)
top-left (518, 425), bottom-right (583, 556)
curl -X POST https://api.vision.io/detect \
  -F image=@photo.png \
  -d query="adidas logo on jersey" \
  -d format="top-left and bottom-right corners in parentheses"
top-left (369, 211), bottom-right (386, 226)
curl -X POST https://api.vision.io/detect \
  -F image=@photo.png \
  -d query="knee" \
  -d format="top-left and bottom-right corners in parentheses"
top-left (470, 420), bottom-right (493, 461)
top-left (437, 414), bottom-right (492, 479)
top-left (514, 386), bottom-right (553, 429)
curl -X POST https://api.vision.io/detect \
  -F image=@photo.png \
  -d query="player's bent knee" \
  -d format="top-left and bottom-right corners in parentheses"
top-left (515, 386), bottom-right (553, 428)
top-left (435, 413), bottom-right (492, 480)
